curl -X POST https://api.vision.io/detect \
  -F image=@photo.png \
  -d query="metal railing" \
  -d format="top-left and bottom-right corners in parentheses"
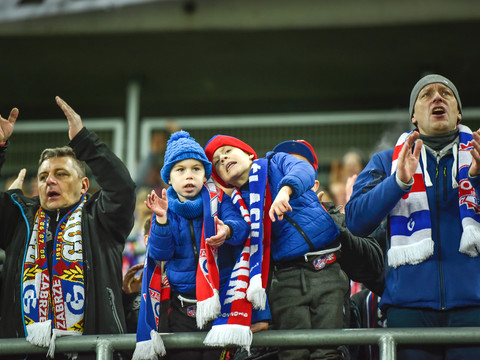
top-left (1, 328), bottom-right (480, 360)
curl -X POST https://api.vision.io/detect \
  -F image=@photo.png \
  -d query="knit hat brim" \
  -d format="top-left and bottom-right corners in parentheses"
top-left (161, 131), bottom-right (212, 184)
top-left (204, 135), bottom-right (257, 188)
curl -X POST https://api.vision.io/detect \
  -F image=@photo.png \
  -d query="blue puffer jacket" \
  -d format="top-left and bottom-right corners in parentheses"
top-left (241, 152), bottom-right (339, 262)
top-left (346, 145), bottom-right (480, 311)
top-left (148, 189), bottom-right (249, 297)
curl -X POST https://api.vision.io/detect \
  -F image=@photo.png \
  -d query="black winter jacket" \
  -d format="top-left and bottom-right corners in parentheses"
top-left (0, 127), bottom-right (136, 338)
top-left (323, 202), bottom-right (385, 294)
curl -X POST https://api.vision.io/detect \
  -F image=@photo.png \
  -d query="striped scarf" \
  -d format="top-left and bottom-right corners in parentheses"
top-left (22, 196), bottom-right (86, 358)
top-left (132, 236), bottom-right (169, 360)
top-left (204, 158), bottom-right (271, 353)
top-left (133, 180), bottom-right (219, 360)
top-left (389, 125), bottom-right (480, 268)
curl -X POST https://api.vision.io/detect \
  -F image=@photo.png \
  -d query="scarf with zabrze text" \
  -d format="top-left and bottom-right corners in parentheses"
top-left (389, 125), bottom-right (480, 268)
top-left (204, 158), bottom-right (271, 353)
top-left (22, 196), bottom-right (86, 358)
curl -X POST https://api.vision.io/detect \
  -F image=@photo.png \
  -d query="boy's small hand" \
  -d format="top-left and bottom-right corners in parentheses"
top-left (250, 321), bottom-right (269, 333)
top-left (122, 263), bottom-right (144, 294)
top-left (145, 188), bottom-right (168, 224)
top-left (206, 216), bottom-right (230, 247)
top-left (269, 186), bottom-right (293, 222)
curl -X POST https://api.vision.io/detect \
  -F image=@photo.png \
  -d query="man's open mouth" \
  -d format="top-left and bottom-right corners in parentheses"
top-left (47, 191), bottom-right (60, 199)
top-left (432, 107), bottom-right (446, 115)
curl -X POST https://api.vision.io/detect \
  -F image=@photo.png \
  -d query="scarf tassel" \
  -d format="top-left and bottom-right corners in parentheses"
top-left (246, 275), bottom-right (266, 310)
top-left (387, 238), bottom-right (434, 268)
top-left (26, 321), bottom-right (52, 348)
top-left (459, 221), bottom-right (480, 257)
top-left (196, 290), bottom-right (221, 329)
top-left (204, 324), bottom-right (253, 354)
top-left (132, 330), bottom-right (166, 360)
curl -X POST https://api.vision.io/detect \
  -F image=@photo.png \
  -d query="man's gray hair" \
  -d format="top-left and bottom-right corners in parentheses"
top-left (38, 146), bottom-right (87, 177)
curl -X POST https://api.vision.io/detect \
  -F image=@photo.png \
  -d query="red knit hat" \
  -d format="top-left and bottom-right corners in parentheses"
top-left (204, 134), bottom-right (257, 188)
top-left (273, 139), bottom-right (318, 171)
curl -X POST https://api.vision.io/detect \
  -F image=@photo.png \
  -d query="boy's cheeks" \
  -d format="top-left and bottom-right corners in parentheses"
top-left (169, 158), bottom-right (206, 202)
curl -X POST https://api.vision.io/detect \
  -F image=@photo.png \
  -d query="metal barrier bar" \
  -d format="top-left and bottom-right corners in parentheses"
top-left (1, 328), bottom-right (480, 359)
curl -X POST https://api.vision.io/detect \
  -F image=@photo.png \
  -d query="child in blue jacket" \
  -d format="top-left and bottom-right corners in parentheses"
top-left (205, 135), bottom-right (348, 360)
top-left (137, 131), bottom-right (251, 360)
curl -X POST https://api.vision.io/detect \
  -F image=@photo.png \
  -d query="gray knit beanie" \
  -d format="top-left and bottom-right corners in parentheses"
top-left (161, 130), bottom-right (212, 183)
top-left (409, 74), bottom-right (462, 120)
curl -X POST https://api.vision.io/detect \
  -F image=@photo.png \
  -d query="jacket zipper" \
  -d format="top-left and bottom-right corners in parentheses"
top-left (106, 287), bottom-right (124, 334)
top-left (435, 162), bottom-right (446, 310)
top-left (443, 167), bottom-right (448, 201)
top-left (189, 220), bottom-right (199, 265)
top-left (284, 214), bottom-right (315, 252)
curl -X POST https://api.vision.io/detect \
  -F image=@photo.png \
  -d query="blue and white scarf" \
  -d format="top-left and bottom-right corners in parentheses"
top-left (389, 125), bottom-right (480, 267)
top-left (204, 158), bottom-right (271, 353)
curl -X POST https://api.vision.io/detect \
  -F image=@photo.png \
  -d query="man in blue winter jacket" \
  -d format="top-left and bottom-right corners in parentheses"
top-left (346, 74), bottom-right (480, 360)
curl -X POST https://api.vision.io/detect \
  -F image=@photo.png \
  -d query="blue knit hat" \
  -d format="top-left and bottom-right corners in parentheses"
top-left (161, 130), bottom-right (212, 183)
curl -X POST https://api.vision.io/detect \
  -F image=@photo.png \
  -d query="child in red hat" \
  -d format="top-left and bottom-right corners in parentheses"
top-left (205, 135), bottom-right (347, 360)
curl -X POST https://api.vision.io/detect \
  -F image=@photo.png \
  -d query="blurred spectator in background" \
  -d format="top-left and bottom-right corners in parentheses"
top-left (135, 121), bottom-right (179, 193)
top-left (123, 187), bottom-right (152, 275)
top-left (123, 217), bottom-right (151, 334)
top-left (329, 149), bottom-right (366, 212)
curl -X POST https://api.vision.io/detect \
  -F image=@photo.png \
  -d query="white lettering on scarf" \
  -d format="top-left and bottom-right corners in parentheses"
top-left (52, 278), bottom-right (67, 330)
top-left (39, 273), bottom-right (50, 321)
top-left (224, 248), bottom-right (250, 304)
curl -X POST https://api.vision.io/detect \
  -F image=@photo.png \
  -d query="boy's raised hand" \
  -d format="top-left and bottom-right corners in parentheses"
top-left (205, 216), bottom-right (230, 247)
top-left (269, 185), bottom-right (293, 222)
top-left (145, 188), bottom-right (168, 224)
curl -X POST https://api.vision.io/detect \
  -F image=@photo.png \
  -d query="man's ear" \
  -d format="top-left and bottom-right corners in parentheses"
top-left (312, 180), bottom-right (320, 193)
top-left (411, 116), bottom-right (417, 127)
top-left (248, 154), bottom-right (254, 160)
top-left (457, 113), bottom-right (462, 124)
top-left (81, 177), bottom-right (89, 195)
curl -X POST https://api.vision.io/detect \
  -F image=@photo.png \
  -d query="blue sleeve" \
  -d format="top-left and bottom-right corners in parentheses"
top-left (345, 150), bottom-right (410, 237)
top-left (269, 152), bottom-right (315, 199)
top-left (147, 213), bottom-right (175, 261)
top-left (219, 192), bottom-right (250, 246)
top-left (251, 299), bottom-right (272, 323)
